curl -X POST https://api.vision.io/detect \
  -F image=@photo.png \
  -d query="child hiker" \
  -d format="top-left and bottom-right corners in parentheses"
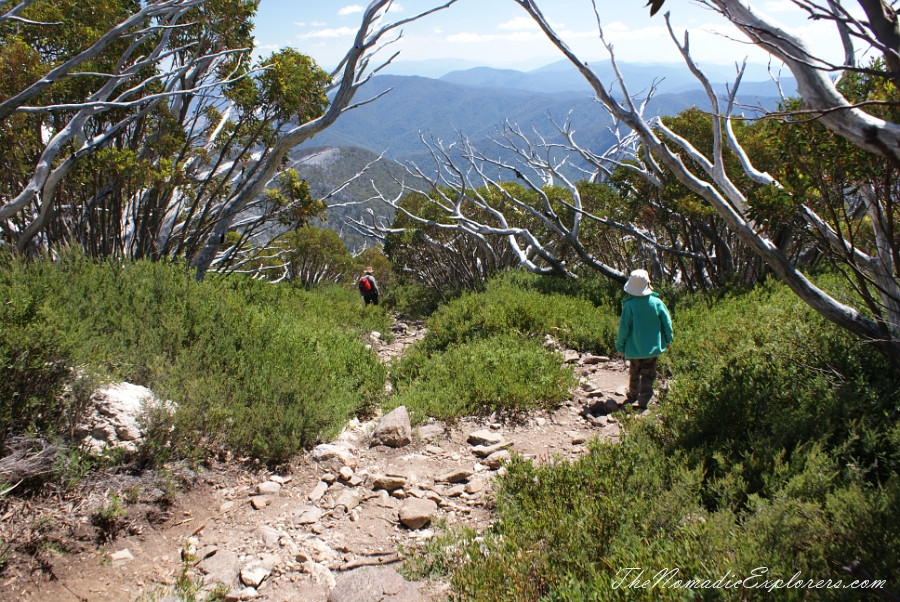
top-left (615, 269), bottom-right (673, 409)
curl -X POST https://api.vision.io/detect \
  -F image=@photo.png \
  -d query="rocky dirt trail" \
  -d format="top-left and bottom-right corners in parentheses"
top-left (2, 319), bottom-right (631, 602)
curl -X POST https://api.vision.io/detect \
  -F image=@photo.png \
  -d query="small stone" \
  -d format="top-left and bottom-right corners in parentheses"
top-left (571, 433), bottom-right (588, 445)
top-left (416, 423), bottom-right (445, 442)
top-left (348, 476), bottom-right (364, 487)
top-left (255, 525), bottom-right (281, 547)
top-left (269, 475), bottom-right (291, 485)
top-left (398, 498), bottom-right (438, 530)
top-left (311, 444), bottom-right (358, 469)
top-left (436, 469), bottom-right (472, 483)
top-left (296, 507), bottom-right (324, 525)
top-left (391, 489), bottom-right (407, 499)
top-left (196, 545), bottom-right (218, 561)
top-left (579, 354), bottom-right (607, 365)
top-left (260, 553), bottom-right (281, 571)
top-left (303, 560), bottom-right (336, 589)
top-left (484, 450), bottom-right (511, 470)
top-left (465, 480), bottom-right (485, 494)
top-left (339, 466), bottom-right (354, 481)
top-left (373, 475), bottom-right (407, 491)
top-left (536, 417), bottom-right (547, 427)
top-left (445, 485), bottom-right (465, 497)
top-left (425, 445), bottom-right (444, 455)
top-left (231, 587), bottom-right (259, 600)
top-left (471, 441), bottom-right (512, 457)
top-left (334, 489), bottom-right (362, 511)
top-left (250, 496), bottom-right (269, 510)
top-left (110, 549), bottom-right (134, 563)
top-left (198, 549), bottom-right (240, 587)
top-left (321, 473), bottom-right (338, 485)
top-left (220, 501), bottom-right (235, 512)
top-left (371, 406), bottom-right (413, 448)
top-left (257, 481), bottom-right (282, 496)
top-left (589, 414), bottom-right (608, 427)
top-left (240, 564), bottom-right (270, 588)
top-left (308, 481), bottom-right (328, 502)
top-left (467, 429), bottom-right (503, 446)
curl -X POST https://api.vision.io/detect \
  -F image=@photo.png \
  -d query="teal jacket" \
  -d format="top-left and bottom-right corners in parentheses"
top-left (616, 292), bottom-right (673, 359)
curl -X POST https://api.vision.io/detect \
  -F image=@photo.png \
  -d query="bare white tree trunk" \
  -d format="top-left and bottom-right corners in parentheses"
top-left (507, 0), bottom-right (898, 356)
top-left (190, 0), bottom-right (458, 281)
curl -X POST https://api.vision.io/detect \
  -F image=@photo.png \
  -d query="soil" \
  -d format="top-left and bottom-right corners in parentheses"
top-left (0, 318), bottom-right (634, 601)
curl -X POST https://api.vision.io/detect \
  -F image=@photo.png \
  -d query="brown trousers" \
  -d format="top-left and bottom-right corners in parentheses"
top-left (627, 357), bottom-right (658, 403)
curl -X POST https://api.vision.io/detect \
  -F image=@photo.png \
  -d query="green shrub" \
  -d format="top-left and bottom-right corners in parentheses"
top-left (0, 251), bottom-right (389, 464)
top-left (382, 282), bottom-right (444, 319)
top-left (387, 333), bottom-right (575, 424)
top-left (0, 253), bottom-right (73, 443)
top-left (422, 270), bottom-right (618, 355)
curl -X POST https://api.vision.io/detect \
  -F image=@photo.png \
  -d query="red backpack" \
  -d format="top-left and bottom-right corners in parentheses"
top-left (358, 276), bottom-right (372, 293)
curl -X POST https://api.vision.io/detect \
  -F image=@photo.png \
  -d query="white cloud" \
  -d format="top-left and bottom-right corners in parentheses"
top-left (601, 22), bottom-right (668, 40)
top-left (387, 2), bottom-right (404, 13)
top-left (497, 16), bottom-right (540, 31)
top-left (311, 21), bottom-right (326, 27)
top-left (338, 5), bottom-right (364, 17)
top-left (293, 21), bottom-right (306, 27)
top-left (301, 26), bottom-right (357, 39)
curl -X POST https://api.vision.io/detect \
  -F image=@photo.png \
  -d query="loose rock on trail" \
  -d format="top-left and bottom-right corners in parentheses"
top-left (1, 318), bottom-right (633, 602)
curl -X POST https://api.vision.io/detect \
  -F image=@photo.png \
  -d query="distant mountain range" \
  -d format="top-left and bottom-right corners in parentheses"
top-left (301, 60), bottom-right (796, 171)
top-left (295, 61), bottom-right (797, 247)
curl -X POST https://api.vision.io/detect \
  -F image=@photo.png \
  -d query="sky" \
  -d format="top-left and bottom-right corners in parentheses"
top-left (251, 0), bottom-right (847, 76)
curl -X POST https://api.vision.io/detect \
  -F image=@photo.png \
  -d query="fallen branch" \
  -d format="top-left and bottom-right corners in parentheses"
top-left (337, 552), bottom-right (402, 571)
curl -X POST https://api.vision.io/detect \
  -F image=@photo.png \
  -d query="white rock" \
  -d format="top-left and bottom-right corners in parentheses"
top-left (75, 382), bottom-right (175, 454)
top-left (110, 548), bottom-right (134, 563)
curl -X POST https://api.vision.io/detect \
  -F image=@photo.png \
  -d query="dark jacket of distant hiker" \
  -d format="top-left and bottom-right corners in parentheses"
top-left (358, 269), bottom-right (379, 306)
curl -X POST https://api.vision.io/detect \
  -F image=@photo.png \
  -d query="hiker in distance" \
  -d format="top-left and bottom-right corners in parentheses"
top-left (358, 266), bottom-right (380, 306)
top-left (615, 269), bottom-right (673, 410)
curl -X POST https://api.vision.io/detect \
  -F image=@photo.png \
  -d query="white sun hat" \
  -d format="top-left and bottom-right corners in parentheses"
top-left (623, 269), bottom-right (653, 296)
